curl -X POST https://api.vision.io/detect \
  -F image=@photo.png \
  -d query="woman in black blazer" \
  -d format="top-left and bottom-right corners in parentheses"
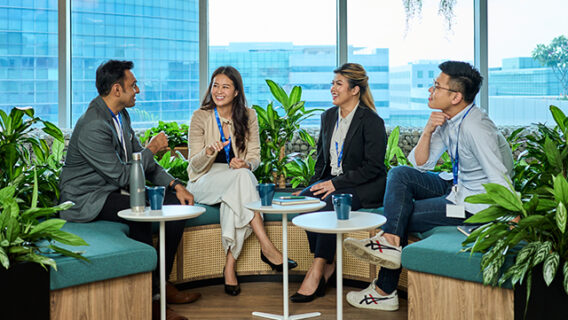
top-left (291, 63), bottom-right (387, 302)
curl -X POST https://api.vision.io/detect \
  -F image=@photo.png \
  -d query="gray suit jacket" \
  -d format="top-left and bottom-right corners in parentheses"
top-left (59, 96), bottom-right (175, 222)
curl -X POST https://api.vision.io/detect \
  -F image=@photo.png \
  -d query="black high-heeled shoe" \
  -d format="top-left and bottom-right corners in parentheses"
top-left (290, 276), bottom-right (326, 303)
top-left (223, 266), bottom-right (240, 296)
top-left (260, 250), bottom-right (298, 272)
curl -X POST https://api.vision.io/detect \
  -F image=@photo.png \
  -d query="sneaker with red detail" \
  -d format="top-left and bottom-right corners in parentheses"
top-left (343, 230), bottom-right (402, 269)
top-left (346, 279), bottom-right (399, 311)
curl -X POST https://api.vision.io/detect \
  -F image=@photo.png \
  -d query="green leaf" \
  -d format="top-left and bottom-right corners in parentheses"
top-left (465, 192), bottom-right (496, 205)
top-left (289, 86), bottom-right (302, 106)
top-left (544, 137), bottom-right (563, 170)
top-left (543, 252), bottom-right (560, 286)
top-left (563, 261), bottom-right (568, 295)
top-left (532, 241), bottom-right (552, 267)
top-left (42, 120), bottom-right (64, 142)
top-left (537, 198), bottom-right (559, 211)
top-left (0, 247), bottom-right (9, 269)
top-left (464, 206), bottom-right (507, 223)
top-left (17, 253), bottom-right (56, 271)
top-left (556, 202), bottom-right (567, 233)
top-left (553, 174), bottom-right (568, 205)
top-left (266, 79), bottom-right (289, 108)
top-left (28, 218), bottom-right (66, 237)
top-left (550, 105), bottom-right (567, 132)
top-left (517, 215), bottom-right (547, 227)
top-left (484, 183), bottom-right (523, 212)
top-left (49, 245), bottom-right (89, 262)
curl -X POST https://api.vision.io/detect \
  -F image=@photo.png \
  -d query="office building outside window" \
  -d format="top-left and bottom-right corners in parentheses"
top-left (348, 0), bottom-right (473, 127)
top-left (488, 0), bottom-right (568, 126)
top-left (0, 1), bottom-right (58, 123)
top-left (71, 0), bottom-right (199, 127)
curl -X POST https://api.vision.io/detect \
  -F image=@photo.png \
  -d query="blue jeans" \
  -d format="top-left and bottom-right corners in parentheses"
top-left (376, 166), bottom-right (471, 294)
top-left (299, 179), bottom-right (361, 263)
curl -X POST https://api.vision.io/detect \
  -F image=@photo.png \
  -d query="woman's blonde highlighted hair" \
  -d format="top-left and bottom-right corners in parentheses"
top-left (334, 63), bottom-right (376, 112)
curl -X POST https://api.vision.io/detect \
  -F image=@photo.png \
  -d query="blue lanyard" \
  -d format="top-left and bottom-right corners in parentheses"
top-left (452, 105), bottom-right (474, 185)
top-left (107, 107), bottom-right (124, 146)
top-left (334, 111), bottom-right (344, 169)
top-left (214, 107), bottom-right (232, 164)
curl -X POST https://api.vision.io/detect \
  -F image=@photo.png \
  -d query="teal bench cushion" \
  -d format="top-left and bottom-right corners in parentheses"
top-left (50, 221), bottom-right (157, 290)
top-left (401, 226), bottom-right (514, 289)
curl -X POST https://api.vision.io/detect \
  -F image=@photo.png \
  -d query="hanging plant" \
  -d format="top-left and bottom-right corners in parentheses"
top-left (403, 0), bottom-right (458, 32)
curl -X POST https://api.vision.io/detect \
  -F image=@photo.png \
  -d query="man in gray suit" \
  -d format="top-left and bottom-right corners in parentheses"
top-left (60, 60), bottom-right (198, 320)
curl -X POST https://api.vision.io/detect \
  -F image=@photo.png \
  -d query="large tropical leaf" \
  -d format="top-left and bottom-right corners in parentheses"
top-left (483, 183), bottom-right (524, 212)
top-left (266, 79), bottom-right (289, 108)
top-left (543, 252), bottom-right (560, 286)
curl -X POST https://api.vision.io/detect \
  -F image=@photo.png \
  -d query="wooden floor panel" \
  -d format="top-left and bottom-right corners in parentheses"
top-left (171, 281), bottom-right (408, 320)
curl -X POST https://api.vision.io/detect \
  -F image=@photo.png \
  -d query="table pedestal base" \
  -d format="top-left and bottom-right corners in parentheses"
top-left (252, 311), bottom-right (321, 320)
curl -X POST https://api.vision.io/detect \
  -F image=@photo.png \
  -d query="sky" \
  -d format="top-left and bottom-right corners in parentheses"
top-left (209, 0), bottom-right (568, 68)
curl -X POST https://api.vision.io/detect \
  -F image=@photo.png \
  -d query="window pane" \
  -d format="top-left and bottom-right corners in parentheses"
top-left (209, 0), bottom-right (335, 126)
top-left (71, 0), bottom-right (199, 128)
top-left (488, 0), bottom-right (568, 126)
top-left (348, 0), bottom-right (474, 127)
top-left (0, 1), bottom-right (58, 123)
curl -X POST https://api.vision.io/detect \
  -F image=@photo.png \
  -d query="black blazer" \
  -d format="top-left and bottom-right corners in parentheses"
top-left (310, 105), bottom-right (387, 208)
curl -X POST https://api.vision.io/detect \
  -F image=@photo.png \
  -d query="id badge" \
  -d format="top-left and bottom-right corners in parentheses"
top-left (446, 204), bottom-right (465, 218)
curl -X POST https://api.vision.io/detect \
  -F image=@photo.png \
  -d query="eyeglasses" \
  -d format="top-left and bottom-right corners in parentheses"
top-left (432, 79), bottom-right (457, 93)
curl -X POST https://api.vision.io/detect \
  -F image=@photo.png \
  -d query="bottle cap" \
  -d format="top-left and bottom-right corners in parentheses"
top-left (132, 152), bottom-right (142, 160)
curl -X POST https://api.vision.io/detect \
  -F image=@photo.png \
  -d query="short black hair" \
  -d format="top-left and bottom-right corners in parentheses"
top-left (95, 60), bottom-right (134, 96)
top-left (438, 61), bottom-right (483, 103)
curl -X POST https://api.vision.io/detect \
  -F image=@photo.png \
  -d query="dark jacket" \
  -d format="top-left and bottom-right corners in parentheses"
top-left (59, 96), bottom-right (174, 222)
top-left (310, 105), bottom-right (387, 208)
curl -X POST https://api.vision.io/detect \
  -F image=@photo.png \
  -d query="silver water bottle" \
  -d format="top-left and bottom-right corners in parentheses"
top-left (130, 152), bottom-right (146, 213)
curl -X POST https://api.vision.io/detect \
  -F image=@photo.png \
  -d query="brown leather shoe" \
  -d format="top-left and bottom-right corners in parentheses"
top-left (152, 301), bottom-right (188, 320)
top-left (166, 282), bottom-right (202, 304)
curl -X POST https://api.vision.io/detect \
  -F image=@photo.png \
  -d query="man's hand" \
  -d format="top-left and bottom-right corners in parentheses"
top-left (174, 184), bottom-right (194, 205)
top-left (424, 111), bottom-right (450, 135)
top-left (147, 132), bottom-right (170, 155)
top-left (229, 158), bottom-right (250, 169)
top-left (310, 180), bottom-right (336, 200)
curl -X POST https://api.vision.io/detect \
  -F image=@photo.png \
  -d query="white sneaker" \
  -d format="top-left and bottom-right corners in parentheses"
top-left (346, 279), bottom-right (399, 311)
top-left (343, 230), bottom-right (402, 269)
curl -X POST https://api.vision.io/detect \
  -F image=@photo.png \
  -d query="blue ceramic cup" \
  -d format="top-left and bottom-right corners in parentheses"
top-left (332, 194), bottom-right (352, 220)
top-left (257, 183), bottom-right (276, 206)
top-left (146, 186), bottom-right (165, 210)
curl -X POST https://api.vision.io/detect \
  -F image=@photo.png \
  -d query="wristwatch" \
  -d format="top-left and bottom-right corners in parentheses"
top-left (170, 179), bottom-right (183, 191)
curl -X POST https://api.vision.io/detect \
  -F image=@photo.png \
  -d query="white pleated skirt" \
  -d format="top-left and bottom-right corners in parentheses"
top-left (187, 163), bottom-right (260, 259)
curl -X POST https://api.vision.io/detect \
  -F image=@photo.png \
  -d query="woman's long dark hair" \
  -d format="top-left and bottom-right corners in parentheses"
top-left (201, 66), bottom-right (249, 152)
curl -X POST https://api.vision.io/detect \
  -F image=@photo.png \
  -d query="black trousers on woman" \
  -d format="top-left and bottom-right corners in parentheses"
top-left (95, 189), bottom-right (186, 294)
top-left (299, 179), bottom-right (362, 263)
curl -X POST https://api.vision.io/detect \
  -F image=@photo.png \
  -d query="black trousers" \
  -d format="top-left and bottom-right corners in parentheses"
top-left (96, 189), bottom-right (186, 294)
top-left (299, 179), bottom-right (362, 263)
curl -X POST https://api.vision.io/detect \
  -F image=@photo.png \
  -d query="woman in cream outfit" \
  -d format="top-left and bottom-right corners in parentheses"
top-left (186, 66), bottom-right (297, 296)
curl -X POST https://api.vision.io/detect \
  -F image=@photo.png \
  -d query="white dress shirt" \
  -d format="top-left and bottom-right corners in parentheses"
top-left (408, 104), bottom-right (514, 214)
top-left (330, 105), bottom-right (358, 176)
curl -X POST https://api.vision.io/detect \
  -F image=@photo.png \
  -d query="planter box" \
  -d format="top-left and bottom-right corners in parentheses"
top-left (1, 262), bottom-right (50, 319)
top-left (514, 264), bottom-right (568, 320)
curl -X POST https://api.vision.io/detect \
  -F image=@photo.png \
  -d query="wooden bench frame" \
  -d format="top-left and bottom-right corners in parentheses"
top-left (407, 270), bottom-right (514, 320)
top-left (50, 272), bottom-right (152, 320)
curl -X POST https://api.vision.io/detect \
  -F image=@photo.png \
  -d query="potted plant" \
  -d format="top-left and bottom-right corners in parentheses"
top-left (284, 149), bottom-right (317, 189)
top-left (461, 105), bottom-right (568, 319)
top-left (0, 107), bottom-right (88, 318)
top-left (156, 149), bottom-right (189, 184)
top-left (140, 121), bottom-right (190, 159)
top-left (252, 80), bottom-right (322, 188)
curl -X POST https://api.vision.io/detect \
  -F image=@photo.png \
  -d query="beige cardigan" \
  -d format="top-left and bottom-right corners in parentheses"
top-left (187, 108), bottom-right (261, 182)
